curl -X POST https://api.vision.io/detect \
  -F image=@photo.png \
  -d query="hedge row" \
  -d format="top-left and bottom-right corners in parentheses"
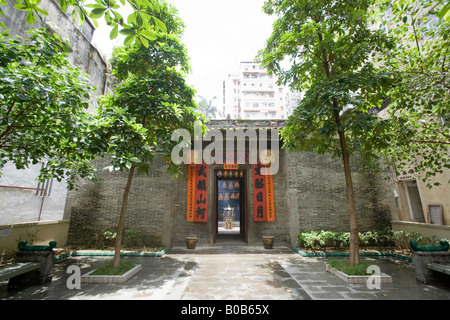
top-left (297, 229), bottom-right (447, 250)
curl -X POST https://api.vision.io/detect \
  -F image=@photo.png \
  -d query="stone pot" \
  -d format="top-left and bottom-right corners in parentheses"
top-left (186, 237), bottom-right (197, 249)
top-left (263, 236), bottom-right (274, 249)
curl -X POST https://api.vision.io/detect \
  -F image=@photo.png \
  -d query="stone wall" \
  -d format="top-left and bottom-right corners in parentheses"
top-left (66, 149), bottom-right (393, 249)
top-left (66, 156), bottom-right (174, 248)
top-left (247, 150), bottom-right (291, 247)
top-left (285, 151), bottom-right (393, 244)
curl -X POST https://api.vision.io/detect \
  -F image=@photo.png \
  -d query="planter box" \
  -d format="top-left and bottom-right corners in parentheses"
top-left (326, 264), bottom-right (393, 285)
top-left (81, 265), bottom-right (142, 284)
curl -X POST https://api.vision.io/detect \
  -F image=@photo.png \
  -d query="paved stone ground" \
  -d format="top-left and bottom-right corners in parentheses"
top-left (1, 246), bottom-right (449, 301)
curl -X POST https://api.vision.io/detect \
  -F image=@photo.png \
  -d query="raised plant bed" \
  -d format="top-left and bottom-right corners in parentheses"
top-left (325, 264), bottom-right (393, 284)
top-left (81, 264), bottom-right (142, 284)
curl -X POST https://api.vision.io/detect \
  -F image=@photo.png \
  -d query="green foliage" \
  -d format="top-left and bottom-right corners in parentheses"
top-left (0, 0), bottom-right (169, 47)
top-left (386, 0), bottom-right (450, 22)
top-left (197, 96), bottom-right (220, 119)
top-left (260, 0), bottom-right (448, 185)
top-left (95, 66), bottom-right (205, 176)
top-left (91, 259), bottom-right (135, 275)
top-left (259, 0), bottom-right (395, 167)
top-left (328, 258), bottom-right (371, 275)
top-left (91, 3), bottom-right (206, 178)
top-left (375, 0), bottom-right (450, 186)
top-left (110, 33), bottom-right (190, 80)
top-left (93, 228), bottom-right (138, 249)
top-left (0, 28), bottom-right (97, 188)
top-left (298, 230), bottom-right (351, 250)
top-left (297, 229), bottom-right (445, 250)
top-left (259, 0), bottom-right (397, 266)
top-left (89, 4), bottom-right (205, 269)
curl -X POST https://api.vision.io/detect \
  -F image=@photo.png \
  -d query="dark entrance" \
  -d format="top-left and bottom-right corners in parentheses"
top-left (214, 169), bottom-right (246, 243)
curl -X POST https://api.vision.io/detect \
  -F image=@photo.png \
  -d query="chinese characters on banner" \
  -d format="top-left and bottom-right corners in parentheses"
top-left (265, 167), bottom-right (275, 221)
top-left (252, 163), bottom-right (275, 222)
top-left (187, 163), bottom-right (209, 222)
top-left (186, 165), bottom-right (196, 221)
top-left (188, 162), bottom-right (274, 223)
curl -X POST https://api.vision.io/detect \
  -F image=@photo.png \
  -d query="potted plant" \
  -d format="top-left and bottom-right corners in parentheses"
top-left (186, 236), bottom-right (197, 249)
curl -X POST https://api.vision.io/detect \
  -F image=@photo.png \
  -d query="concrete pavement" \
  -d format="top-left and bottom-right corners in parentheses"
top-left (1, 245), bottom-right (449, 301)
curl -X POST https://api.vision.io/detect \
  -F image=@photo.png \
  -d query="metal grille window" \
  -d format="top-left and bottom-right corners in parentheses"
top-left (35, 162), bottom-right (53, 197)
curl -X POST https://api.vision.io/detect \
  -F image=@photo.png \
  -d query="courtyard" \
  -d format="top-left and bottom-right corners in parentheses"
top-left (1, 246), bottom-right (449, 302)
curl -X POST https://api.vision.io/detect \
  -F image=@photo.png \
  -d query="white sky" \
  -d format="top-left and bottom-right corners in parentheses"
top-left (92, 0), bottom-right (275, 105)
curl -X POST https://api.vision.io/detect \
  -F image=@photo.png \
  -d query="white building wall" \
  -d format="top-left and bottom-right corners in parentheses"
top-left (0, 162), bottom-right (68, 225)
top-left (222, 62), bottom-right (299, 120)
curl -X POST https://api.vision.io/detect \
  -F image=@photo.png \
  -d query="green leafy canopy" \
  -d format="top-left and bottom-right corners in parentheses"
top-left (375, 0), bottom-right (450, 186)
top-left (259, 0), bottom-right (395, 165)
top-left (0, 0), bottom-right (169, 47)
top-left (0, 28), bottom-right (97, 189)
top-left (91, 2), bottom-right (206, 178)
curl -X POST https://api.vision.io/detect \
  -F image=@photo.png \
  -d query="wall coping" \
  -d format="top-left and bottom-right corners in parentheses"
top-left (0, 219), bottom-right (70, 229)
top-left (391, 220), bottom-right (450, 231)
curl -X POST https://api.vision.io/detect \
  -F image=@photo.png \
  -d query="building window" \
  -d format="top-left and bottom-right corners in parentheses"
top-left (403, 181), bottom-right (425, 222)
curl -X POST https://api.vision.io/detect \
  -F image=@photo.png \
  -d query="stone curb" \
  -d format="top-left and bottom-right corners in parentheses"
top-left (293, 248), bottom-right (413, 262)
top-left (54, 248), bottom-right (169, 260)
top-left (325, 264), bottom-right (393, 284)
top-left (81, 264), bottom-right (142, 284)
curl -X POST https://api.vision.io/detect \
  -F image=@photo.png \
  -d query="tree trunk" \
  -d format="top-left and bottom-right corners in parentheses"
top-left (333, 102), bottom-right (360, 266)
top-left (317, 31), bottom-right (360, 265)
top-left (113, 163), bottom-right (135, 269)
top-left (338, 131), bottom-right (360, 266)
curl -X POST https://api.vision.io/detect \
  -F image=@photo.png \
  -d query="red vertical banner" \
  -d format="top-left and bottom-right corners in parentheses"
top-left (253, 163), bottom-right (267, 221)
top-left (187, 165), bottom-right (196, 221)
top-left (266, 167), bottom-right (275, 221)
top-left (194, 163), bottom-right (208, 222)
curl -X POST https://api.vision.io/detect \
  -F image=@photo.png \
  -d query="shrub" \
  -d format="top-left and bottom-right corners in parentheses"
top-left (297, 229), bottom-right (442, 251)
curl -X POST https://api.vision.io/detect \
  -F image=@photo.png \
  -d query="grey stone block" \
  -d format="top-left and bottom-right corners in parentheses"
top-left (8, 251), bottom-right (54, 289)
top-left (412, 251), bottom-right (450, 284)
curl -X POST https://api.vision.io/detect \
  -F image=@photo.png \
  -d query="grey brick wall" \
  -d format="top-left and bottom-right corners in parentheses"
top-left (66, 156), bottom-right (173, 249)
top-left (285, 151), bottom-right (393, 245)
top-left (66, 150), bottom-right (393, 249)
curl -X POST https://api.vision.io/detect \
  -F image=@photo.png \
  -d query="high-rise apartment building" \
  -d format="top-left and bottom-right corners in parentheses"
top-left (222, 62), bottom-right (299, 120)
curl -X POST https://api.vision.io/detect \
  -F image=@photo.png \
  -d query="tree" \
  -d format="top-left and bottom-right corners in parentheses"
top-left (92, 1), bottom-right (206, 269)
top-left (0, 0), bottom-right (167, 47)
top-left (376, 0), bottom-right (449, 186)
top-left (198, 96), bottom-right (219, 119)
top-left (390, 0), bottom-right (450, 22)
top-left (0, 28), bottom-right (97, 189)
top-left (258, 0), bottom-right (394, 266)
